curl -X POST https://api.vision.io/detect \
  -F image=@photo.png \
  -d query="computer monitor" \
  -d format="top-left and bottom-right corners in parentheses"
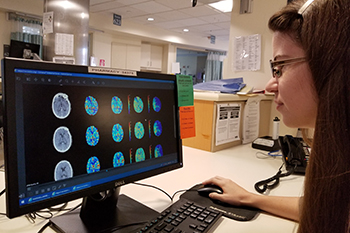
top-left (9, 40), bottom-right (41, 60)
top-left (2, 58), bottom-right (183, 232)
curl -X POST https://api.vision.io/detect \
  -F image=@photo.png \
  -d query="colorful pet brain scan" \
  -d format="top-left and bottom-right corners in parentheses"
top-left (152, 97), bottom-right (161, 112)
top-left (53, 126), bottom-right (72, 153)
top-left (86, 156), bottom-right (100, 174)
top-left (133, 96), bottom-right (144, 113)
top-left (135, 148), bottom-right (145, 162)
top-left (52, 93), bottom-right (71, 119)
top-left (154, 144), bottom-right (163, 158)
top-left (153, 120), bottom-right (162, 137)
top-left (111, 96), bottom-right (123, 114)
top-left (86, 126), bottom-right (100, 146)
top-left (112, 123), bottom-right (124, 142)
top-left (85, 96), bottom-right (99, 116)
top-left (134, 122), bottom-right (145, 139)
top-left (113, 152), bottom-right (125, 167)
top-left (54, 160), bottom-right (73, 181)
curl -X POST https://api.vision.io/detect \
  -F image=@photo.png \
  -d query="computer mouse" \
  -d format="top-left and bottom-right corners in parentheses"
top-left (197, 184), bottom-right (223, 197)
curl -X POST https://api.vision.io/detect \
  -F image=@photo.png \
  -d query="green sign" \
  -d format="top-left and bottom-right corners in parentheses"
top-left (176, 75), bottom-right (194, 107)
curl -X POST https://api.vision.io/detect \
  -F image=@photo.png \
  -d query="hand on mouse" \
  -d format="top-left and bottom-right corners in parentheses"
top-left (202, 176), bottom-right (253, 207)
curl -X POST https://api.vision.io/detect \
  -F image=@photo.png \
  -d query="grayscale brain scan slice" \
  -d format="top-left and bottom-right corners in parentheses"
top-left (54, 160), bottom-right (73, 181)
top-left (53, 126), bottom-right (72, 153)
top-left (52, 93), bottom-right (71, 119)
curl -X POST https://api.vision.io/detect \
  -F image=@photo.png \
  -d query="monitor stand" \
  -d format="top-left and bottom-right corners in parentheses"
top-left (50, 187), bottom-right (159, 233)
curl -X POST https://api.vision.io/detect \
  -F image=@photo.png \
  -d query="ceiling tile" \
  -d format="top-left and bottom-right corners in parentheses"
top-left (154, 0), bottom-right (200, 9)
top-left (115, 0), bottom-right (150, 6)
top-left (179, 5), bottom-right (220, 17)
top-left (151, 10), bottom-right (192, 22)
top-left (197, 13), bottom-right (230, 24)
top-left (90, 1), bottom-right (124, 13)
top-left (106, 6), bottom-right (148, 18)
top-left (131, 1), bottom-right (172, 14)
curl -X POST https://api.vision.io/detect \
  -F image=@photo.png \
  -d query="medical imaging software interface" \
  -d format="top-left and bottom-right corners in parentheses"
top-left (14, 68), bottom-right (179, 206)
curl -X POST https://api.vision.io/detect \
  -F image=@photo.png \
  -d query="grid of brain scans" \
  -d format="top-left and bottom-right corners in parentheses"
top-left (21, 79), bottom-right (175, 186)
top-left (52, 92), bottom-right (166, 180)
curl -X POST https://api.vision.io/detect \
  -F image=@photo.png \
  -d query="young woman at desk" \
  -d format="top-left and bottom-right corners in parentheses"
top-left (203, 0), bottom-right (350, 232)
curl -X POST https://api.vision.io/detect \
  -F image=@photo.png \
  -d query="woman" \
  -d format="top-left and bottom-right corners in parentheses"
top-left (203, 0), bottom-right (350, 232)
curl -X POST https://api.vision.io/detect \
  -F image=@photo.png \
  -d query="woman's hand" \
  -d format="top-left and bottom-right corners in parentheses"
top-left (202, 176), bottom-right (253, 206)
top-left (202, 176), bottom-right (301, 221)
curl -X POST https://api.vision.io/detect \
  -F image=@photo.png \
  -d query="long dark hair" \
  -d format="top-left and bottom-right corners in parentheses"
top-left (269, 0), bottom-right (350, 232)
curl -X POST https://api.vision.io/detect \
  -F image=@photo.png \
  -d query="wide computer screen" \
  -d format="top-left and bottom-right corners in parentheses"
top-left (9, 40), bottom-right (40, 59)
top-left (2, 58), bottom-right (183, 230)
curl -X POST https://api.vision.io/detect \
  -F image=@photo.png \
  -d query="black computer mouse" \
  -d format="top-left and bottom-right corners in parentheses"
top-left (197, 184), bottom-right (223, 197)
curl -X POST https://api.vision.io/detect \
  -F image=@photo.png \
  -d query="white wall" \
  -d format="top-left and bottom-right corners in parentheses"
top-left (223, 0), bottom-right (286, 90)
top-left (223, 0), bottom-right (296, 136)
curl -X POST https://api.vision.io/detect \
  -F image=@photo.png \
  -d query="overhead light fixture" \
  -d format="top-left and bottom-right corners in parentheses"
top-left (183, 29), bottom-right (189, 32)
top-left (147, 17), bottom-right (154, 21)
top-left (209, 0), bottom-right (233, 13)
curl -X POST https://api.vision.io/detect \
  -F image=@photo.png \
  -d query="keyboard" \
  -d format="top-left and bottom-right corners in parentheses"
top-left (134, 198), bottom-right (222, 233)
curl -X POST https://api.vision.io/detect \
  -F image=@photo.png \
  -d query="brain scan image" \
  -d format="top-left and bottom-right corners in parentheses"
top-left (54, 160), bottom-right (73, 181)
top-left (113, 152), bottom-right (125, 167)
top-left (111, 96), bottom-right (123, 114)
top-left (152, 97), bottom-right (161, 112)
top-left (86, 156), bottom-right (100, 174)
top-left (133, 96), bottom-right (144, 113)
top-left (52, 93), bottom-right (71, 119)
top-left (154, 144), bottom-right (163, 158)
top-left (134, 122), bottom-right (145, 139)
top-left (86, 126), bottom-right (100, 146)
top-left (153, 120), bottom-right (162, 137)
top-left (112, 124), bottom-right (124, 142)
top-left (53, 126), bottom-right (72, 153)
top-left (85, 96), bottom-right (99, 116)
top-left (135, 148), bottom-right (145, 162)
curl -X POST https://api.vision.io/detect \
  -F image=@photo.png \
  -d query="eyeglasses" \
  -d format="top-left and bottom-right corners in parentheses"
top-left (269, 57), bottom-right (306, 78)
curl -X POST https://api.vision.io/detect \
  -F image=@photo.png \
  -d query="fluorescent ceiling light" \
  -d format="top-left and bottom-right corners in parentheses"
top-left (209, 0), bottom-right (233, 13)
top-left (183, 29), bottom-right (189, 32)
top-left (147, 17), bottom-right (154, 21)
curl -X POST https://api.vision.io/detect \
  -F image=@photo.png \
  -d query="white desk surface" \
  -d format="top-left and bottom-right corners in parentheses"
top-left (0, 144), bottom-right (304, 233)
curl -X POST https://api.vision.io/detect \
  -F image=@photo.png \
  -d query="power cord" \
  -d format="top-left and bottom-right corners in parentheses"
top-left (254, 163), bottom-right (297, 194)
top-left (132, 182), bottom-right (190, 201)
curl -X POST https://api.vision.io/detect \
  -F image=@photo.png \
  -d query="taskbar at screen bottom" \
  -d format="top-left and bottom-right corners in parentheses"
top-left (19, 157), bottom-right (179, 206)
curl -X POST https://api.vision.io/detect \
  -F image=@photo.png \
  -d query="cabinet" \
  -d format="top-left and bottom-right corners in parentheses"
top-left (182, 93), bottom-right (273, 152)
top-left (140, 44), bottom-right (163, 71)
top-left (111, 42), bottom-right (141, 71)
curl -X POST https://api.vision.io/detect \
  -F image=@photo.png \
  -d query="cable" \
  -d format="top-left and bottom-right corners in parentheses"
top-left (37, 222), bottom-right (52, 233)
top-left (254, 163), bottom-right (297, 194)
top-left (132, 182), bottom-right (190, 202)
top-left (0, 189), bottom-right (5, 197)
top-left (255, 150), bottom-right (282, 159)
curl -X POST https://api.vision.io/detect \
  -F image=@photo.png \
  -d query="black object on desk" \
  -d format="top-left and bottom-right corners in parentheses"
top-left (252, 136), bottom-right (281, 152)
top-left (181, 184), bottom-right (259, 221)
top-left (50, 194), bottom-right (160, 233)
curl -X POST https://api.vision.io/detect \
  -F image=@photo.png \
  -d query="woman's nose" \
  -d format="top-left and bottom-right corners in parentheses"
top-left (265, 77), bottom-right (278, 93)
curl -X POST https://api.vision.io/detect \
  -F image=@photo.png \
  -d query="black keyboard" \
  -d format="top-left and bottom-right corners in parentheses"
top-left (134, 198), bottom-right (222, 233)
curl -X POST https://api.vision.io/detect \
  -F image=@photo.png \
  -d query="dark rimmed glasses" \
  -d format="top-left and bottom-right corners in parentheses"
top-left (270, 57), bottom-right (306, 78)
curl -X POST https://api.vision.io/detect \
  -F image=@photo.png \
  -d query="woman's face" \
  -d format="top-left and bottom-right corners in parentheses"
top-left (265, 32), bottom-right (318, 128)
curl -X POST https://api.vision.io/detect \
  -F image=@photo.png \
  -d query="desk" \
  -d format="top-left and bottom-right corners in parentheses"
top-left (0, 144), bottom-right (304, 233)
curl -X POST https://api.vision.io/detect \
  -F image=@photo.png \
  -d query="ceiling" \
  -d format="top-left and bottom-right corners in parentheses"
top-left (90, 0), bottom-right (232, 42)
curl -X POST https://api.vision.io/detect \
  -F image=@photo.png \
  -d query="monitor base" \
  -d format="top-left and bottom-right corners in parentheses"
top-left (50, 194), bottom-right (159, 233)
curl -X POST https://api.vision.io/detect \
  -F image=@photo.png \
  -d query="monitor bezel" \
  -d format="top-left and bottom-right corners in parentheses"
top-left (2, 57), bottom-right (183, 218)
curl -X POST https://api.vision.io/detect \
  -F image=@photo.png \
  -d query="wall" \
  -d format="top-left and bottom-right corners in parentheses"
top-left (223, 0), bottom-right (296, 137)
top-left (223, 0), bottom-right (286, 90)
